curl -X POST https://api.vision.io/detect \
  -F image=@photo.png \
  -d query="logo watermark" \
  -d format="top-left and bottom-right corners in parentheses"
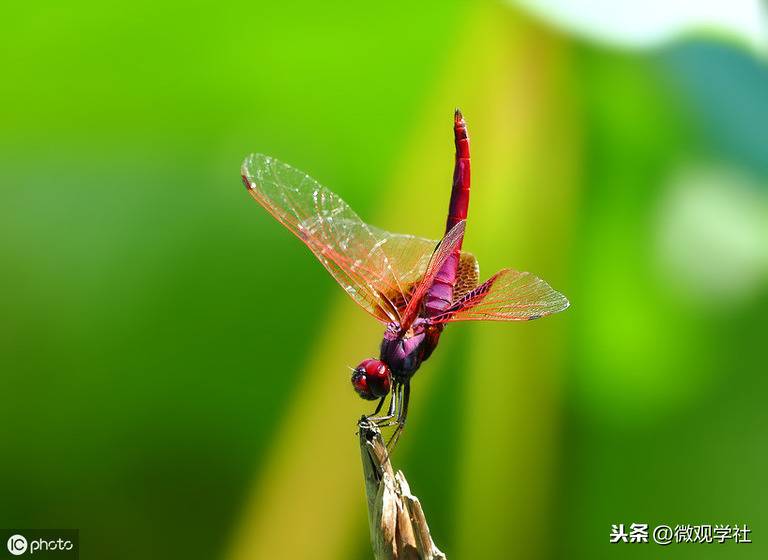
top-left (1, 531), bottom-right (77, 558)
top-left (6, 536), bottom-right (27, 556)
top-left (610, 523), bottom-right (751, 545)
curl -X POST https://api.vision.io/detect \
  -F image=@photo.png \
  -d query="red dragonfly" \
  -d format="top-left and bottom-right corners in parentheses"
top-left (242, 110), bottom-right (568, 445)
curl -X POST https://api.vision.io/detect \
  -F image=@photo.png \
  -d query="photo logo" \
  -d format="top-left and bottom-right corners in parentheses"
top-left (7, 535), bottom-right (27, 556)
top-left (2, 531), bottom-right (78, 557)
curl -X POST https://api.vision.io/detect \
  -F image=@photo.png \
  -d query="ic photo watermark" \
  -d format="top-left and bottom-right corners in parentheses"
top-left (1, 531), bottom-right (78, 559)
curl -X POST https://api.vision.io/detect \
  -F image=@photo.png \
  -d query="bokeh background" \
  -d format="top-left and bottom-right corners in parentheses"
top-left (1, 1), bottom-right (767, 559)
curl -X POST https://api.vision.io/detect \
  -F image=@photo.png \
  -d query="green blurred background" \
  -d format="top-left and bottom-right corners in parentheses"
top-left (1, 1), bottom-right (766, 559)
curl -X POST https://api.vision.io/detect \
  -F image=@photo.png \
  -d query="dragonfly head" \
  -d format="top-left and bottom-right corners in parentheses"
top-left (351, 359), bottom-right (391, 400)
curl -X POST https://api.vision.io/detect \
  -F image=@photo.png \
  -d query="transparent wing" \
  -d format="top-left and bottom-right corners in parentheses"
top-left (430, 268), bottom-right (569, 323)
top-left (365, 226), bottom-right (480, 314)
top-left (400, 221), bottom-right (467, 328)
top-left (242, 153), bottom-right (433, 323)
top-left (364, 226), bottom-right (435, 281)
top-left (363, 226), bottom-right (437, 312)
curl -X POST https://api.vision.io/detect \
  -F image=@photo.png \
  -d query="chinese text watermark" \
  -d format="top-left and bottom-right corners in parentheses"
top-left (610, 523), bottom-right (751, 545)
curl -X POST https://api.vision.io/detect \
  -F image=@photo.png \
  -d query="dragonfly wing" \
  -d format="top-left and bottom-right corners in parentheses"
top-left (430, 268), bottom-right (569, 323)
top-left (362, 226), bottom-right (437, 312)
top-left (400, 221), bottom-right (467, 328)
top-left (363, 225), bottom-right (481, 315)
top-left (242, 154), bottom-right (424, 323)
top-left (364, 226), bottom-right (437, 284)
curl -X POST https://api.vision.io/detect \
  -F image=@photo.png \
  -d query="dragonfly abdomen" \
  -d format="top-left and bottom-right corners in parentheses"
top-left (424, 110), bottom-right (471, 317)
top-left (445, 109), bottom-right (471, 233)
top-left (423, 252), bottom-right (460, 316)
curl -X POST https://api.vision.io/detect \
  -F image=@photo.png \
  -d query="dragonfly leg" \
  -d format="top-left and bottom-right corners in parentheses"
top-left (386, 381), bottom-right (410, 450)
top-left (371, 396), bottom-right (386, 416)
top-left (374, 382), bottom-right (404, 429)
top-left (366, 381), bottom-right (399, 425)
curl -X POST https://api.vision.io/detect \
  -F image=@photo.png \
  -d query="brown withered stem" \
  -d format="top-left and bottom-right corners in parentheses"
top-left (358, 417), bottom-right (446, 560)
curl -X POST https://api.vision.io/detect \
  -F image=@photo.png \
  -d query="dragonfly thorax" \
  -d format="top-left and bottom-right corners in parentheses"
top-left (379, 318), bottom-right (435, 381)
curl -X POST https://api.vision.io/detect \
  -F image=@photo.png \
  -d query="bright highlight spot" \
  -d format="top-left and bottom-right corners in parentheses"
top-left (656, 165), bottom-right (768, 305)
top-left (512, 0), bottom-right (767, 52)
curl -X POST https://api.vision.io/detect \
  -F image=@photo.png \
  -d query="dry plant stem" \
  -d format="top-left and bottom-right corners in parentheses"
top-left (358, 417), bottom-right (446, 560)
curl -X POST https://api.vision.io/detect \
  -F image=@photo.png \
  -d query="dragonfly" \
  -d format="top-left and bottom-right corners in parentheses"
top-left (241, 110), bottom-right (569, 446)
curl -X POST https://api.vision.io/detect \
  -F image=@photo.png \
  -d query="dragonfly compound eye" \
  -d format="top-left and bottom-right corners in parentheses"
top-left (351, 359), bottom-right (391, 400)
